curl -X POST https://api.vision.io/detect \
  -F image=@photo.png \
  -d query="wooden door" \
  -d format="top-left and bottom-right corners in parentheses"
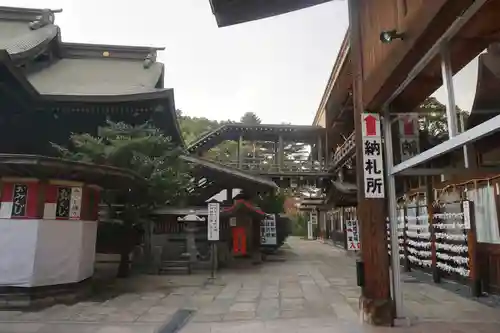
top-left (232, 227), bottom-right (247, 255)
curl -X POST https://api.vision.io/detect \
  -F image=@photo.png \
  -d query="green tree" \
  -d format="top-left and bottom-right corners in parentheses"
top-left (52, 121), bottom-right (191, 277)
top-left (255, 191), bottom-right (287, 214)
top-left (419, 97), bottom-right (469, 141)
top-left (240, 112), bottom-right (262, 125)
top-left (177, 110), bottom-right (238, 162)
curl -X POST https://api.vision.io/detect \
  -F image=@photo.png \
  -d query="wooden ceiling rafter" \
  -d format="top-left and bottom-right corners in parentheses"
top-left (392, 0), bottom-right (500, 113)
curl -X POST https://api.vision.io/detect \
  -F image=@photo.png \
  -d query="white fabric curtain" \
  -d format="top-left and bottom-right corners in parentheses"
top-left (469, 185), bottom-right (500, 244)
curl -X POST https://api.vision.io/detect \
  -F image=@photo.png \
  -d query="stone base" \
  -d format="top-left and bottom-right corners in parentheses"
top-left (0, 279), bottom-right (92, 310)
top-left (358, 295), bottom-right (394, 326)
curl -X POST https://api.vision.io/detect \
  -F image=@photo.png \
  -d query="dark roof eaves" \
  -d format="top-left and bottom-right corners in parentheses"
top-left (0, 6), bottom-right (61, 22)
top-left (7, 24), bottom-right (59, 64)
top-left (0, 50), bottom-right (40, 97)
top-left (60, 42), bottom-right (165, 61)
top-left (40, 89), bottom-right (173, 103)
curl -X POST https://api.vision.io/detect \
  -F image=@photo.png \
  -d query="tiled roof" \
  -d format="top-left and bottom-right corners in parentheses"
top-left (0, 21), bottom-right (58, 63)
top-left (28, 58), bottom-right (163, 95)
top-left (0, 6), bottom-right (165, 97)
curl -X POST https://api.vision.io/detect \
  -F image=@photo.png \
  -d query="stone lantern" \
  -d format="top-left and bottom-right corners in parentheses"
top-left (177, 212), bottom-right (205, 263)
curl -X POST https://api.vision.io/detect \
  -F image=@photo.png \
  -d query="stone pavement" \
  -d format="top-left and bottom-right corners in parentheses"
top-left (0, 237), bottom-right (499, 333)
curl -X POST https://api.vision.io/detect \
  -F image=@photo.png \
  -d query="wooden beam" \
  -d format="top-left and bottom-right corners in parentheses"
top-left (349, 0), bottom-right (393, 326)
top-left (363, 0), bottom-right (475, 111)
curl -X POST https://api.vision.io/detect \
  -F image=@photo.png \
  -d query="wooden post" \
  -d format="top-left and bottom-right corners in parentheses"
top-left (426, 177), bottom-right (440, 283)
top-left (238, 135), bottom-right (243, 169)
top-left (278, 135), bottom-right (284, 171)
top-left (464, 196), bottom-right (480, 297)
top-left (348, 0), bottom-right (393, 326)
top-left (402, 197), bottom-right (411, 272)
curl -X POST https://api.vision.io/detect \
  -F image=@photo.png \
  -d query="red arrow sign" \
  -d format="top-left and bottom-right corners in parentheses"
top-left (364, 114), bottom-right (378, 136)
top-left (403, 116), bottom-right (415, 135)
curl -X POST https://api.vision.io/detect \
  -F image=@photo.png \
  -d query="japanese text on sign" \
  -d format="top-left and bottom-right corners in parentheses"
top-left (361, 113), bottom-right (385, 198)
top-left (346, 219), bottom-right (361, 251)
top-left (11, 184), bottom-right (28, 217)
top-left (260, 214), bottom-right (277, 246)
top-left (207, 202), bottom-right (220, 241)
top-left (310, 210), bottom-right (318, 224)
top-left (398, 114), bottom-right (420, 161)
top-left (69, 187), bottom-right (83, 220)
top-left (56, 187), bottom-right (71, 218)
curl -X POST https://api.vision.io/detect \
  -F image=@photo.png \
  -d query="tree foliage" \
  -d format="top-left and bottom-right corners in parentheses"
top-left (255, 191), bottom-right (287, 214)
top-left (52, 121), bottom-right (193, 277)
top-left (419, 97), bottom-right (469, 142)
top-left (240, 111), bottom-right (262, 125)
top-left (52, 121), bottom-right (192, 211)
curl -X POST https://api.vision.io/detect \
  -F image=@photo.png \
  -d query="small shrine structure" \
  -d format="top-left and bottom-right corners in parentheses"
top-left (220, 198), bottom-right (267, 264)
top-left (0, 154), bottom-right (143, 308)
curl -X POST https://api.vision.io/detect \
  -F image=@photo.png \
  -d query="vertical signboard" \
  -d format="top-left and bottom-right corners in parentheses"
top-left (346, 218), bottom-right (361, 250)
top-left (462, 200), bottom-right (471, 230)
top-left (207, 202), bottom-right (220, 241)
top-left (361, 113), bottom-right (385, 198)
top-left (310, 210), bottom-right (318, 224)
top-left (69, 187), bottom-right (83, 220)
top-left (398, 114), bottom-right (420, 161)
top-left (260, 214), bottom-right (277, 245)
top-left (11, 184), bottom-right (28, 217)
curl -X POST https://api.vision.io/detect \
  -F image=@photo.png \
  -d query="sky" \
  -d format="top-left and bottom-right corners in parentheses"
top-left (2, 0), bottom-right (480, 123)
top-left (3, 0), bottom-right (349, 125)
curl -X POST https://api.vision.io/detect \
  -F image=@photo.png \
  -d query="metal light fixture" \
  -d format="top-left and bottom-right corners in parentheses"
top-left (380, 29), bottom-right (404, 44)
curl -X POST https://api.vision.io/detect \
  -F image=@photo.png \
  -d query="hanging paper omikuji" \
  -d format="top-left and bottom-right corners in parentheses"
top-left (361, 113), bottom-right (385, 198)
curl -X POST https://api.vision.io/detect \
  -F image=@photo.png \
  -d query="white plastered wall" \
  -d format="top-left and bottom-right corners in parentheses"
top-left (0, 219), bottom-right (98, 287)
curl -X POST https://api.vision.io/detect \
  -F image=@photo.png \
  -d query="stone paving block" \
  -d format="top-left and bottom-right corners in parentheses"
top-left (0, 311), bottom-right (21, 321)
top-left (146, 306), bottom-right (179, 315)
top-left (36, 323), bottom-right (101, 333)
top-left (136, 312), bottom-right (172, 323)
top-left (103, 311), bottom-right (139, 323)
top-left (199, 305), bottom-right (228, 315)
top-left (0, 322), bottom-right (44, 333)
top-left (235, 295), bottom-right (259, 302)
top-left (222, 311), bottom-right (256, 321)
top-left (71, 313), bottom-right (109, 322)
top-left (179, 322), bottom-right (211, 333)
top-left (331, 304), bottom-right (357, 321)
top-left (96, 325), bottom-right (159, 333)
top-left (191, 294), bottom-right (215, 306)
top-left (191, 313), bottom-right (223, 322)
top-left (211, 321), bottom-right (265, 333)
top-left (256, 308), bottom-right (280, 321)
top-left (280, 298), bottom-right (305, 310)
top-left (230, 302), bottom-right (257, 312)
top-left (279, 309), bottom-right (306, 318)
top-left (258, 298), bottom-right (279, 309)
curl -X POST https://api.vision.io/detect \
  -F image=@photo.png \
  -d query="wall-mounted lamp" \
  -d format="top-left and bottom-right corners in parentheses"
top-left (379, 30), bottom-right (404, 44)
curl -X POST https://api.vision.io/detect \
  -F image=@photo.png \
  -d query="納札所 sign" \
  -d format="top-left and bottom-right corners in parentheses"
top-left (361, 113), bottom-right (384, 198)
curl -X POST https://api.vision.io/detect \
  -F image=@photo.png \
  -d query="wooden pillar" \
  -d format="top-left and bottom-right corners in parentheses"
top-left (402, 202), bottom-right (411, 272)
top-left (278, 135), bottom-right (284, 171)
top-left (317, 135), bottom-right (323, 165)
top-left (349, 0), bottom-right (393, 326)
top-left (238, 135), bottom-right (243, 169)
top-left (464, 192), bottom-right (480, 297)
top-left (426, 177), bottom-right (440, 283)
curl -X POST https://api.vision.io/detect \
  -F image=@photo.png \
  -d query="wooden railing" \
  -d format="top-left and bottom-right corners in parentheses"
top-left (222, 158), bottom-right (331, 173)
top-left (332, 131), bottom-right (355, 168)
